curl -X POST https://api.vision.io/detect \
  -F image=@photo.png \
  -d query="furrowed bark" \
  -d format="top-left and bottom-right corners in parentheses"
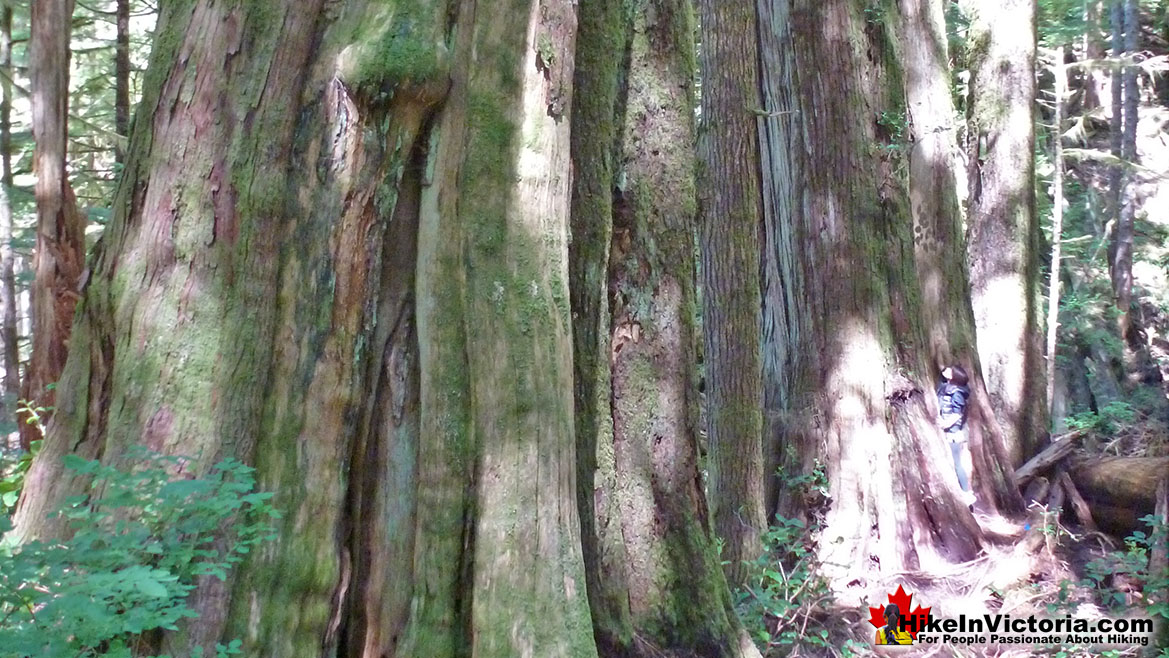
top-left (605, 2), bottom-right (759, 655)
top-left (696, 0), bottom-right (766, 588)
top-left (453, 1), bottom-right (595, 654)
top-left (758, 0), bottom-right (811, 522)
top-left (15, 1), bottom-right (454, 655)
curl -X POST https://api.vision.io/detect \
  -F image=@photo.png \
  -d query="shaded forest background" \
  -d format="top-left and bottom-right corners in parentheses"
top-left (0, 0), bottom-right (1168, 657)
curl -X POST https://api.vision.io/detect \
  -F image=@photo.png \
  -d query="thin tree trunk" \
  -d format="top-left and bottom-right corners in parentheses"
top-left (1082, 0), bottom-right (1109, 111)
top-left (22, 0), bottom-right (85, 451)
top-left (1107, 0), bottom-right (1124, 271)
top-left (0, 1), bottom-right (20, 418)
top-left (114, 0), bottom-right (129, 164)
top-left (963, 0), bottom-right (1047, 464)
top-left (1047, 47), bottom-right (1067, 419)
top-left (696, 0), bottom-right (766, 588)
top-left (1114, 0), bottom-right (1139, 339)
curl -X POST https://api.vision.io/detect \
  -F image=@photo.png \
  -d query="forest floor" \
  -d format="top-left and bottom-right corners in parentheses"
top-left (802, 507), bottom-right (1162, 657)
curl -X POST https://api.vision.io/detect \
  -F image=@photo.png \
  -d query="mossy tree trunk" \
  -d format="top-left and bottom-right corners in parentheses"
top-left (22, 0), bottom-right (85, 451)
top-left (962, 0), bottom-right (1047, 463)
top-left (759, 0), bottom-right (1012, 599)
top-left (570, 1), bottom-right (761, 656)
top-left (14, 1), bottom-right (596, 656)
top-left (696, 0), bottom-right (766, 589)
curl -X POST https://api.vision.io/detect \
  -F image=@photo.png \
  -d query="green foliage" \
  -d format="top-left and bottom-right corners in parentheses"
top-left (875, 109), bottom-right (909, 150)
top-left (1055, 513), bottom-right (1169, 619)
top-left (1037, 0), bottom-right (1088, 47)
top-left (1064, 399), bottom-right (1138, 435)
top-left (0, 440), bottom-right (40, 515)
top-left (16, 388), bottom-right (54, 439)
top-left (0, 449), bottom-right (280, 658)
top-left (737, 463), bottom-right (835, 655)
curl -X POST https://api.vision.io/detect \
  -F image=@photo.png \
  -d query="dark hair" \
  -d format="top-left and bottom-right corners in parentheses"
top-left (949, 365), bottom-right (969, 386)
top-left (884, 603), bottom-right (901, 624)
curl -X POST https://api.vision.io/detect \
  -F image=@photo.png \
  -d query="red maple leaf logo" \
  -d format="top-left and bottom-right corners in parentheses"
top-left (867, 584), bottom-right (932, 640)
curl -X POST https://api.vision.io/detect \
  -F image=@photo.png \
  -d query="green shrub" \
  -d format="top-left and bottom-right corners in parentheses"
top-left (1, 440), bottom-right (40, 515)
top-left (736, 463), bottom-right (839, 655)
top-left (0, 448), bottom-right (279, 658)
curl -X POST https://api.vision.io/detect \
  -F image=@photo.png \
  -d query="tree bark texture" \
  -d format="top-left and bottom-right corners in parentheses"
top-left (963, 0), bottom-right (1047, 464)
top-left (572, 1), bottom-right (762, 655)
top-left (569, 1), bottom-right (634, 651)
top-left (23, 0), bottom-right (86, 451)
top-left (14, 1), bottom-right (597, 657)
top-left (758, 0), bottom-right (811, 521)
top-left (758, 0), bottom-right (1007, 598)
top-left (0, 1), bottom-right (20, 408)
top-left (696, 0), bottom-right (766, 588)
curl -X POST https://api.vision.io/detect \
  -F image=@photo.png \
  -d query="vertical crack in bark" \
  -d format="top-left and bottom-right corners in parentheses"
top-left (334, 114), bottom-right (432, 658)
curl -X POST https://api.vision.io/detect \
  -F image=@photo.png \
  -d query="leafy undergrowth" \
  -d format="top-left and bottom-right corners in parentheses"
top-left (0, 448), bottom-right (279, 658)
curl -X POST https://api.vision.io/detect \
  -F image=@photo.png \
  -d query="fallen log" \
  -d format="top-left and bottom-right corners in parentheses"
top-left (1069, 456), bottom-right (1169, 536)
top-left (1015, 429), bottom-right (1086, 486)
top-left (1069, 456), bottom-right (1169, 510)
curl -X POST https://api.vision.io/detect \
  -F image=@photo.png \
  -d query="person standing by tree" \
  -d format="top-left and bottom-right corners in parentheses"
top-left (938, 365), bottom-right (974, 506)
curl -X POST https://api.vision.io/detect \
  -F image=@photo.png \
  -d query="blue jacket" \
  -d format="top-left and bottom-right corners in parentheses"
top-left (937, 382), bottom-right (969, 433)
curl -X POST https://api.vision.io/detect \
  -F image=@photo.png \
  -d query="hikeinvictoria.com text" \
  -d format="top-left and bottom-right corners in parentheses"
top-left (904, 613), bottom-right (1154, 647)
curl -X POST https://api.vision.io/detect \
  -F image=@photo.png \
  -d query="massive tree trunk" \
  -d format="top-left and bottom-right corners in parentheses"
top-left (14, 1), bottom-right (597, 657)
top-left (962, 0), bottom-right (1047, 464)
top-left (899, 0), bottom-right (1023, 514)
top-left (22, 0), bottom-right (86, 450)
top-left (759, 0), bottom-right (1022, 600)
top-left (571, 2), bottom-right (761, 656)
top-left (696, 0), bottom-right (766, 588)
